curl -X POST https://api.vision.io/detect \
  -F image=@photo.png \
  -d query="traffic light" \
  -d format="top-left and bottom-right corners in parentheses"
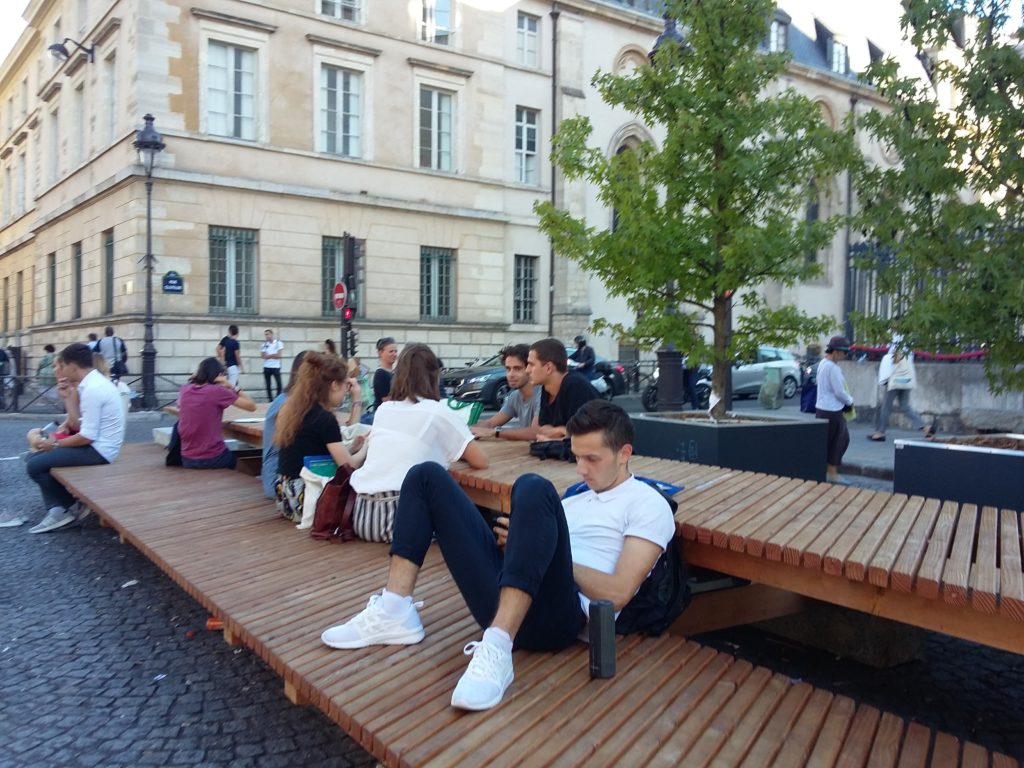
top-left (344, 306), bottom-right (355, 321)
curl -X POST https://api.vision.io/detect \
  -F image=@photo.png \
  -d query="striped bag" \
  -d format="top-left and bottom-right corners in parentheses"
top-left (352, 491), bottom-right (401, 543)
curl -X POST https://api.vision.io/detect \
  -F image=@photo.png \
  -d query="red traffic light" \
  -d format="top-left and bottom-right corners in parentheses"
top-left (343, 307), bottom-right (355, 321)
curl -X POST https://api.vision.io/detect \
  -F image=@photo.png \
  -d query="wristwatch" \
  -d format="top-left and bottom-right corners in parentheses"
top-left (494, 426), bottom-right (502, 438)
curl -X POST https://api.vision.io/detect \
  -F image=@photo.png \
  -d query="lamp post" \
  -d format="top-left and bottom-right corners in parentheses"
top-left (133, 114), bottom-right (165, 410)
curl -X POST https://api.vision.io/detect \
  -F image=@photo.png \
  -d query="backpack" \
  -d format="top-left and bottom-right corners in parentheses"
top-left (310, 464), bottom-right (357, 542)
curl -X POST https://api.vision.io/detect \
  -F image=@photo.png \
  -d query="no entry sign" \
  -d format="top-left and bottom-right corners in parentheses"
top-left (332, 281), bottom-right (348, 310)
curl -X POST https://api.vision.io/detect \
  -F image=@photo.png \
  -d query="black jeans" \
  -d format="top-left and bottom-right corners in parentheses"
top-left (263, 368), bottom-right (282, 401)
top-left (182, 447), bottom-right (237, 470)
top-left (816, 408), bottom-right (850, 467)
top-left (27, 445), bottom-right (108, 509)
top-left (390, 462), bottom-right (585, 651)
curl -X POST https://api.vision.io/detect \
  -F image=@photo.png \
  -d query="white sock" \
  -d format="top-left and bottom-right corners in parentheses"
top-left (482, 627), bottom-right (513, 655)
top-left (48, 506), bottom-right (66, 516)
top-left (379, 589), bottom-right (413, 618)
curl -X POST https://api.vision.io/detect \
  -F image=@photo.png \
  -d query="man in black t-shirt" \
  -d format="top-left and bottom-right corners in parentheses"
top-left (216, 324), bottom-right (244, 387)
top-left (527, 337), bottom-right (599, 440)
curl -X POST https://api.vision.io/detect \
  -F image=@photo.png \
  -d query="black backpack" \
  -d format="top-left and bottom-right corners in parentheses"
top-left (614, 486), bottom-right (691, 636)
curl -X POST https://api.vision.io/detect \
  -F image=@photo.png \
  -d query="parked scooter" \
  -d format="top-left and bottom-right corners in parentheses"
top-left (569, 359), bottom-right (614, 399)
top-left (642, 363), bottom-right (711, 412)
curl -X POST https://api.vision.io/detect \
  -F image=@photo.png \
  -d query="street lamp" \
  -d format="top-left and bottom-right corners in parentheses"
top-left (133, 114), bottom-right (165, 410)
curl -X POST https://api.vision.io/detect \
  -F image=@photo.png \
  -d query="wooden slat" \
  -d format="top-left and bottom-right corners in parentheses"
top-left (802, 489), bottom-right (876, 571)
top-left (743, 482), bottom-right (831, 559)
top-left (895, 722), bottom-right (933, 768)
top-left (929, 732), bottom-right (961, 768)
top-left (805, 694), bottom-right (857, 768)
top-left (971, 507), bottom-right (1000, 614)
top-left (738, 681), bottom-right (814, 767)
top-left (916, 501), bottom-right (961, 600)
top-left (763, 483), bottom-right (849, 562)
top-left (999, 510), bottom-right (1024, 622)
top-left (781, 485), bottom-right (862, 568)
top-left (835, 704), bottom-right (881, 767)
top-left (868, 496), bottom-right (927, 588)
top-left (941, 503), bottom-right (979, 607)
top-left (865, 711), bottom-right (906, 768)
top-left (770, 688), bottom-right (834, 768)
top-left (822, 491), bottom-right (893, 577)
top-left (844, 494), bottom-right (911, 582)
top-left (891, 498), bottom-right (943, 593)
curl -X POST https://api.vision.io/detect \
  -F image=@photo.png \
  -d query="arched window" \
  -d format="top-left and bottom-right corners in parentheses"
top-left (611, 144), bottom-right (632, 232)
top-left (805, 180), bottom-right (820, 265)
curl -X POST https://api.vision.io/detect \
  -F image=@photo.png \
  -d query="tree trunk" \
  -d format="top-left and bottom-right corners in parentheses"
top-left (711, 293), bottom-right (730, 419)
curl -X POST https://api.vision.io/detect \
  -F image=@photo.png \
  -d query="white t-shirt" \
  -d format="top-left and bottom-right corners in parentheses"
top-left (77, 368), bottom-right (127, 462)
top-left (351, 399), bottom-right (474, 494)
top-left (261, 339), bottom-right (284, 369)
top-left (563, 475), bottom-right (676, 617)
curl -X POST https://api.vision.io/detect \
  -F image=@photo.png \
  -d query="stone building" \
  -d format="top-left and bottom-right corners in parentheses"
top-left (0, 0), bottom-right (915, 392)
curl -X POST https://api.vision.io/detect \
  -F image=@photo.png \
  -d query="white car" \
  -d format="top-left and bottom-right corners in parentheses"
top-left (731, 347), bottom-right (801, 399)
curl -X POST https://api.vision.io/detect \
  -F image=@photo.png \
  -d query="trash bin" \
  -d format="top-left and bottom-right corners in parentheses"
top-left (759, 367), bottom-right (783, 410)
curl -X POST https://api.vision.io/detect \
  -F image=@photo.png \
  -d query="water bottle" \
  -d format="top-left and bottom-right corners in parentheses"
top-left (588, 599), bottom-right (616, 678)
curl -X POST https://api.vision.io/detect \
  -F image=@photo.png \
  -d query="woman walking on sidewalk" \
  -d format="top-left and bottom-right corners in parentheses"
top-left (869, 340), bottom-right (934, 441)
top-left (815, 336), bottom-right (855, 484)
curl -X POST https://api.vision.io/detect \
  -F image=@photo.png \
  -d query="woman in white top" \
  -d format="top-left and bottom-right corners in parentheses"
top-left (815, 335), bottom-right (854, 484)
top-left (351, 343), bottom-right (488, 542)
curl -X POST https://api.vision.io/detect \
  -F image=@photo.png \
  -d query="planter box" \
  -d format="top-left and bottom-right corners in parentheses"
top-left (631, 413), bottom-right (827, 481)
top-left (893, 436), bottom-right (1024, 510)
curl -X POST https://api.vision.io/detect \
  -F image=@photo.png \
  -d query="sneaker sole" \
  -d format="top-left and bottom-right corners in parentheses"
top-left (450, 674), bottom-right (514, 711)
top-left (0, 518), bottom-right (28, 528)
top-left (320, 627), bottom-right (425, 650)
top-left (28, 516), bottom-right (76, 534)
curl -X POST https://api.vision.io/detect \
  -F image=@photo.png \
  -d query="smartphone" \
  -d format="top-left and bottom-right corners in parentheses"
top-left (39, 420), bottom-right (60, 439)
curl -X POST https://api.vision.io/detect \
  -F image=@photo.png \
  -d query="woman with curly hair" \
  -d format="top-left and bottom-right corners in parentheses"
top-left (350, 343), bottom-right (487, 542)
top-left (273, 352), bottom-right (368, 522)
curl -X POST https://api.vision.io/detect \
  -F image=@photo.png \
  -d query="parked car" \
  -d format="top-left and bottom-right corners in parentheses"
top-left (442, 349), bottom-right (627, 408)
top-left (730, 347), bottom-right (801, 399)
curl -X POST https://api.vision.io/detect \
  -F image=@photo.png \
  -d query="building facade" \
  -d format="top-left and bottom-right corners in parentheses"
top-left (0, 0), bottom-right (910, 391)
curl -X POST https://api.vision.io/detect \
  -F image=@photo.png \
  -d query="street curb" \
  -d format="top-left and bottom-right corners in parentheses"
top-left (0, 410), bottom-right (167, 422)
top-left (841, 462), bottom-right (894, 482)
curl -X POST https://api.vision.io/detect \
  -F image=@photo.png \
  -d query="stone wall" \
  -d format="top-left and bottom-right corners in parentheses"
top-left (841, 360), bottom-right (1024, 433)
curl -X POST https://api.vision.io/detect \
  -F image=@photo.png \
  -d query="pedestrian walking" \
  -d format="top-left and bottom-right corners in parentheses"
top-left (869, 337), bottom-right (935, 441)
top-left (815, 335), bottom-right (854, 484)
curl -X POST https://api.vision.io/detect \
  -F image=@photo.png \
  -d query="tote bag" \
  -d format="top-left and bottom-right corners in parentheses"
top-left (888, 355), bottom-right (916, 390)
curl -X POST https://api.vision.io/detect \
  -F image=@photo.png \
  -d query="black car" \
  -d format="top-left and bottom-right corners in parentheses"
top-left (443, 350), bottom-right (627, 408)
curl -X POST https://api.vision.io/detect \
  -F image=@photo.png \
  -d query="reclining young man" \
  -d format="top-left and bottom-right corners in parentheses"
top-left (320, 399), bottom-right (675, 711)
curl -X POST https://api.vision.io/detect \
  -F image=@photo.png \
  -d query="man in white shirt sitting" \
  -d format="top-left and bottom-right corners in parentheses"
top-left (320, 400), bottom-right (676, 711)
top-left (25, 343), bottom-right (126, 533)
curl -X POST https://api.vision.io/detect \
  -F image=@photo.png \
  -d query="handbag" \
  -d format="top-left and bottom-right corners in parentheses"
top-left (310, 464), bottom-right (357, 542)
top-left (352, 491), bottom-right (401, 543)
top-left (529, 438), bottom-right (575, 461)
top-left (446, 397), bottom-right (484, 426)
top-left (888, 355), bottom-right (916, 390)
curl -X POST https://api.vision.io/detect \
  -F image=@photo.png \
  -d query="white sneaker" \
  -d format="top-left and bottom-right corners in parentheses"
top-left (28, 507), bottom-right (76, 534)
top-left (320, 594), bottom-right (425, 649)
top-left (450, 639), bottom-right (514, 711)
top-left (70, 502), bottom-right (92, 522)
top-left (0, 509), bottom-right (28, 528)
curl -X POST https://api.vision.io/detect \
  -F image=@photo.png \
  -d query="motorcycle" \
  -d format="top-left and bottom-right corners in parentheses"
top-left (642, 363), bottom-right (711, 412)
top-left (569, 360), bottom-right (615, 400)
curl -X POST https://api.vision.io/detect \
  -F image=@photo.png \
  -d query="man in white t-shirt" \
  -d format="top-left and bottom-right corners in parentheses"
top-left (320, 400), bottom-right (675, 711)
top-left (259, 328), bottom-right (284, 401)
top-left (23, 343), bottom-right (126, 533)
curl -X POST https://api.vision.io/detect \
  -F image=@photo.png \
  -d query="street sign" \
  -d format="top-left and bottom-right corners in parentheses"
top-left (332, 281), bottom-right (348, 310)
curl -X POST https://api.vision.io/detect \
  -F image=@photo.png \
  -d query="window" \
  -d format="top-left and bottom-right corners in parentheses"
top-left (2, 276), bottom-right (7, 333)
top-left (6, 98), bottom-right (13, 136)
top-left (47, 253), bottom-right (56, 323)
top-left (768, 19), bottom-right (787, 52)
top-left (103, 229), bottom-right (114, 315)
top-left (321, 236), bottom-right (365, 316)
top-left (72, 83), bottom-right (85, 166)
top-left (209, 226), bottom-right (257, 313)
top-left (320, 0), bottom-right (360, 22)
top-left (2, 167), bottom-right (10, 222)
top-left (514, 107), bottom-right (538, 185)
top-left (804, 180), bottom-right (820, 265)
top-left (420, 246), bottom-right (453, 320)
top-left (207, 41), bottom-right (256, 140)
top-left (830, 41), bottom-right (848, 74)
top-left (514, 255), bottom-right (538, 323)
top-left (78, 0), bottom-right (88, 33)
top-left (421, 0), bottom-right (451, 45)
top-left (16, 154), bottom-right (26, 216)
top-left (516, 12), bottom-right (539, 67)
top-left (48, 109), bottom-right (60, 186)
top-left (320, 65), bottom-right (361, 157)
top-left (103, 52), bottom-right (118, 145)
top-left (20, 78), bottom-right (28, 117)
top-left (419, 87), bottom-right (453, 171)
top-left (72, 241), bottom-right (82, 319)
top-left (15, 271), bottom-right (23, 329)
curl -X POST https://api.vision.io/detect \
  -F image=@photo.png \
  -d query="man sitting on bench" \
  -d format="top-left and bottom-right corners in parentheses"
top-left (320, 400), bottom-right (675, 711)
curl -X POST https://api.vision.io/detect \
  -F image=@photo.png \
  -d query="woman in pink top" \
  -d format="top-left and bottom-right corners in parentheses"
top-left (177, 357), bottom-right (256, 469)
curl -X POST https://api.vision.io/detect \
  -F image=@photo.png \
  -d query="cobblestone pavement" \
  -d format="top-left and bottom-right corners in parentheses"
top-left (2, 417), bottom-right (1021, 764)
top-left (0, 419), bottom-right (375, 768)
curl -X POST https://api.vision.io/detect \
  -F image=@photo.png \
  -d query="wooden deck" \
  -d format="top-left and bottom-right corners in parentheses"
top-left (452, 441), bottom-right (1024, 656)
top-left (52, 443), bottom-right (1018, 767)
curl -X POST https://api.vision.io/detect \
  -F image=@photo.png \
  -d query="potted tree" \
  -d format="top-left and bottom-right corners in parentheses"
top-left (537, 0), bottom-right (858, 480)
top-left (855, 0), bottom-right (1024, 504)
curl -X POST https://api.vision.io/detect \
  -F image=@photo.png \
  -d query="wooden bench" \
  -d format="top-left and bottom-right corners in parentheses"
top-left (52, 444), bottom-right (1017, 767)
top-left (452, 442), bottom-right (1024, 657)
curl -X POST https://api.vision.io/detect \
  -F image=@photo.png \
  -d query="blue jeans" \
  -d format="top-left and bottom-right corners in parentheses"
top-left (182, 447), bottom-right (237, 470)
top-left (390, 462), bottom-right (585, 651)
top-left (27, 445), bottom-right (108, 510)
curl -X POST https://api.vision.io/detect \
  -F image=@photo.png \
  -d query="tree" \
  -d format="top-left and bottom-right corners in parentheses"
top-left (856, 0), bottom-right (1024, 392)
top-left (536, 0), bottom-right (857, 417)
